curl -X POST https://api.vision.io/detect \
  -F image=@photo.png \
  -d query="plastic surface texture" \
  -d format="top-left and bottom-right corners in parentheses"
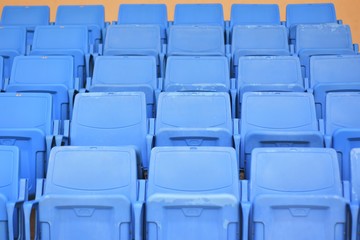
top-left (248, 148), bottom-right (346, 240)
top-left (0, 93), bottom-right (52, 195)
top-left (174, 4), bottom-right (224, 27)
top-left (325, 92), bottom-right (360, 180)
top-left (146, 146), bottom-right (240, 240)
top-left (38, 146), bottom-right (138, 240)
top-left (156, 92), bottom-right (233, 147)
top-left (240, 92), bottom-right (323, 170)
top-left (165, 56), bottom-right (230, 92)
top-left (7, 56), bottom-right (74, 120)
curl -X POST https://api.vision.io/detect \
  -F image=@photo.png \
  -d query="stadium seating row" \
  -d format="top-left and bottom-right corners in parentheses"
top-left (2, 145), bottom-right (360, 239)
top-left (1, 91), bottom-right (359, 196)
top-left (1, 53), bottom-right (360, 120)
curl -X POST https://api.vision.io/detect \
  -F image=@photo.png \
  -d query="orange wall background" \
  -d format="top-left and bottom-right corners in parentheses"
top-left (1, 0), bottom-right (359, 43)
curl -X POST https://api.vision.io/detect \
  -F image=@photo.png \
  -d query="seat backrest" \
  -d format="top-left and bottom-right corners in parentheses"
top-left (45, 146), bottom-right (137, 200)
top-left (55, 5), bottom-right (105, 28)
top-left (286, 3), bottom-right (337, 28)
top-left (0, 92), bottom-right (52, 134)
top-left (174, 4), bottom-right (224, 27)
top-left (0, 26), bottom-right (26, 55)
top-left (155, 92), bottom-right (233, 146)
top-left (231, 25), bottom-right (289, 63)
top-left (118, 4), bottom-right (167, 31)
top-left (237, 56), bottom-right (303, 98)
top-left (32, 25), bottom-right (88, 54)
top-left (103, 25), bottom-right (161, 57)
top-left (295, 24), bottom-right (353, 53)
top-left (167, 25), bottom-right (224, 56)
top-left (230, 4), bottom-right (280, 28)
top-left (0, 146), bottom-right (19, 203)
top-left (70, 92), bottom-right (148, 166)
top-left (325, 92), bottom-right (360, 135)
top-left (241, 92), bottom-right (318, 131)
top-left (350, 148), bottom-right (360, 202)
top-left (250, 147), bottom-right (342, 199)
top-left (164, 56), bottom-right (230, 92)
top-left (91, 56), bottom-right (157, 90)
top-left (310, 55), bottom-right (360, 88)
top-left (148, 146), bottom-right (239, 196)
top-left (147, 146), bottom-right (240, 240)
top-left (1, 6), bottom-right (49, 26)
top-left (10, 56), bottom-right (74, 89)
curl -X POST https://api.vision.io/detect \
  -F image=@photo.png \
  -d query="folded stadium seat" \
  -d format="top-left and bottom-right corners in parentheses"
top-left (103, 25), bottom-right (164, 77)
top-left (324, 92), bottom-right (360, 180)
top-left (30, 25), bottom-right (90, 88)
top-left (167, 25), bottom-right (225, 57)
top-left (241, 148), bottom-right (346, 240)
top-left (229, 4), bottom-right (280, 42)
top-left (231, 25), bottom-right (290, 77)
top-left (237, 56), bottom-right (304, 115)
top-left (5, 56), bottom-right (76, 121)
top-left (0, 26), bottom-right (26, 89)
top-left (0, 146), bottom-right (27, 240)
top-left (0, 6), bottom-right (49, 45)
top-left (230, 4), bottom-right (280, 27)
top-left (349, 148), bottom-right (360, 240)
top-left (164, 56), bottom-right (236, 116)
top-left (155, 92), bottom-right (240, 166)
top-left (240, 92), bottom-right (324, 172)
top-left (174, 3), bottom-right (224, 27)
top-left (308, 55), bottom-right (360, 119)
top-left (57, 92), bottom-right (153, 172)
top-left (87, 56), bottom-right (160, 117)
top-left (24, 146), bottom-right (145, 240)
top-left (55, 5), bottom-right (106, 54)
top-left (146, 146), bottom-right (240, 240)
top-left (286, 3), bottom-right (339, 44)
top-left (295, 24), bottom-right (356, 78)
top-left (117, 4), bottom-right (168, 44)
top-left (0, 93), bottom-right (55, 196)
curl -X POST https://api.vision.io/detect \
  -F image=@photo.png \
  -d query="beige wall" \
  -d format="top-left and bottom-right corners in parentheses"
top-left (1, 0), bottom-right (359, 43)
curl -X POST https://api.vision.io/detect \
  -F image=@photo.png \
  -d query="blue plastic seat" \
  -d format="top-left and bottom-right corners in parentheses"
top-left (242, 148), bottom-right (346, 240)
top-left (0, 93), bottom-right (54, 196)
top-left (103, 25), bottom-right (164, 77)
top-left (174, 4), bottom-right (224, 28)
top-left (155, 92), bottom-right (240, 164)
top-left (6, 56), bottom-right (76, 120)
top-left (1, 6), bottom-right (49, 45)
top-left (167, 25), bottom-right (225, 56)
top-left (236, 56), bottom-right (305, 116)
top-left (0, 26), bottom-right (26, 86)
top-left (231, 25), bottom-right (290, 77)
top-left (55, 5), bottom-right (105, 53)
top-left (350, 148), bottom-right (360, 240)
top-left (146, 146), bottom-right (240, 240)
top-left (87, 56), bottom-right (159, 117)
top-left (230, 4), bottom-right (280, 28)
top-left (24, 146), bottom-right (145, 240)
top-left (0, 146), bottom-right (26, 240)
top-left (30, 25), bottom-right (90, 87)
top-left (309, 55), bottom-right (360, 119)
top-left (237, 56), bottom-right (304, 102)
top-left (295, 24), bottom-right (356, 77)
top-left (240, 92), bottom-right (323, 171)
top-left (117, 4), bottom-right (168, 43)
top-left (325, 92), bottom-right (360, 180)
top-left (286, 3), bottom-right (338, 42)
top-left (60, 92), bottom-right (153, 171)
top-left (165, 56), bottom-right (230, 92)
